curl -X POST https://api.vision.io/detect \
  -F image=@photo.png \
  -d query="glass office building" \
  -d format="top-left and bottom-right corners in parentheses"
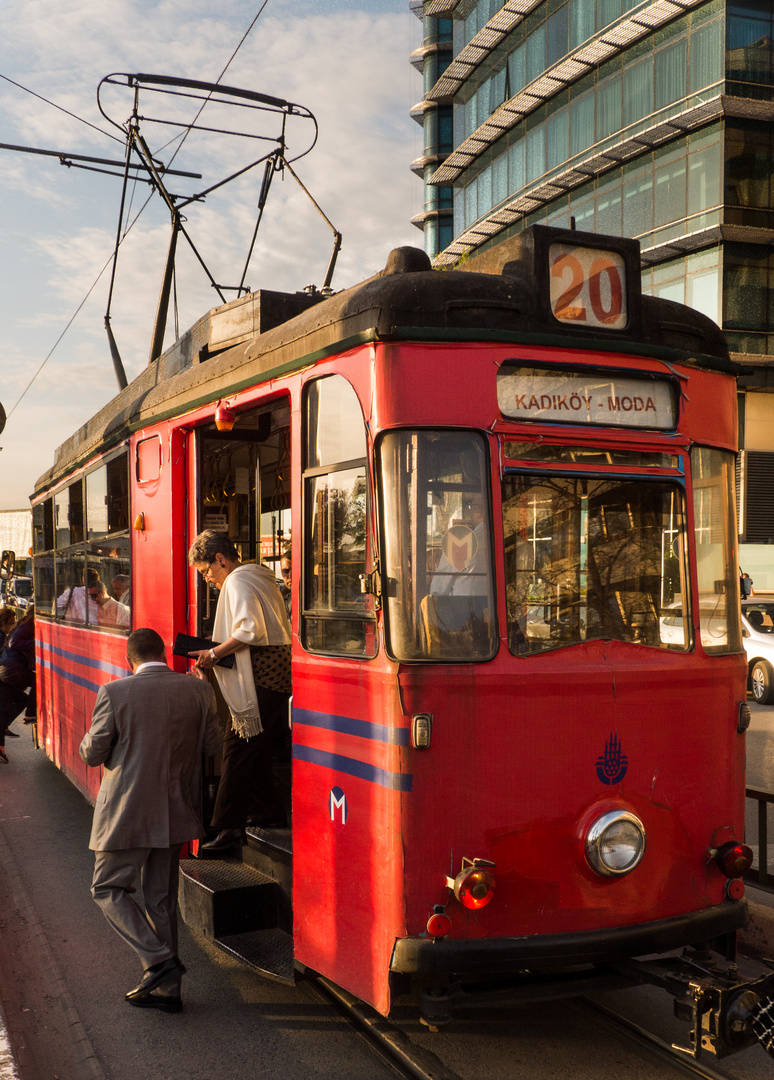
top-left (410, 0), bottom-right (774, 584)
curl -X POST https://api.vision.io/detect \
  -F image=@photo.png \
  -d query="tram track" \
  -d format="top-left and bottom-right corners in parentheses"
top-left (308, 977), bottom-right (467, 1080)
top-left (573, 998), bottom-right (741, 1080)
top-left (309, 976), bottom-right (756, 1080)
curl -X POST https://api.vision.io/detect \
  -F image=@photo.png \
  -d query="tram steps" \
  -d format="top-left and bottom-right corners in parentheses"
top-left (179, 856), bottom-right (296, 985)
top-left (178, 858), bottom-right (279, 939)
top-left (218, 927), bottom-right (295, 985)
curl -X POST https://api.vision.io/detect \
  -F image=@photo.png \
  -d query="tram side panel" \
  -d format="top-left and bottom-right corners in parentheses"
top-left (37, 622), bottom-right (130, 802)
top-left (292, 657), bottom-right (408, 1017)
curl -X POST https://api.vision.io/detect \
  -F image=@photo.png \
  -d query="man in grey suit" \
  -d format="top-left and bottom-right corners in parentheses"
top-left (80, 627), bottom-right (221, 1012)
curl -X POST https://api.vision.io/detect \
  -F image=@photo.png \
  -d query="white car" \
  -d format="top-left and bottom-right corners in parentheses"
top-left (742, 600), bottom-right (774, 704)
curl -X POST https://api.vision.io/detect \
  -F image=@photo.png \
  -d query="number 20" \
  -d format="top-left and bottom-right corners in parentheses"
top-left (551, 253), bottom-right (623, 327)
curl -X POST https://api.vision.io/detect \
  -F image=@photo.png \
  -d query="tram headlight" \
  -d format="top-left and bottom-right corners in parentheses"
top-left (585, 810), bottom-right (646, 878)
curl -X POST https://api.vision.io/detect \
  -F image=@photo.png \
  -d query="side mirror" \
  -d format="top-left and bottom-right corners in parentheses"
top-left (0, 551), bottom-right (15, 580)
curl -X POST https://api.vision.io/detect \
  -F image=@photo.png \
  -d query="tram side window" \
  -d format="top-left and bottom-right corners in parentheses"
top-left (691, 447), bottom-right (742, 654)
top-left (501, 474), bottom-right (690, 655)
top-left (302, 376), bottom-right (376, 657)
top-left (33, 451), bottom-right (131, 630)
top-left (32, 499), bottom-right (55, 616)
top-left (379, 430), bottom-right (497, 662)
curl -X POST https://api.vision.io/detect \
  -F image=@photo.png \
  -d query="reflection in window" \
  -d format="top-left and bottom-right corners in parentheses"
top-left (691, 447), bottom-right (742, 654)
top-left (55, 554), bottom-right (89, 624)
top-left (501, 474), bottom-right (689, 655)
top-left (380, 430), bottom-right (497, 662)
top-left (303, 376), bottom-right (375, 657)
top-left (33, 557), bottom-right (55, 617)
top-left (33, 451), bottom-right (130, 632)
top-left (33, 500), bottom-right (54, 554)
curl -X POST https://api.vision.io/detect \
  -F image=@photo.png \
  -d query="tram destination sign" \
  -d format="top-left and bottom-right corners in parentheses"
top-left (497, 366), bottom-right (677, 430)
top-left (549, 243), bottom-right (627, 330)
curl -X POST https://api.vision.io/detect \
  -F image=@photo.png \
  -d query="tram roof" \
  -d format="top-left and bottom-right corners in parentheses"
top-left (34, 239), bottom-right (734, 496)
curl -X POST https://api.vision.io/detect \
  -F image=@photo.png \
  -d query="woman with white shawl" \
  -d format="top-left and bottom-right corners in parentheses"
top-left (188, 530), bottom-right (291, 851)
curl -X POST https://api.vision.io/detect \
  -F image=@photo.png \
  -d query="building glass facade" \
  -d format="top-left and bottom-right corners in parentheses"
top-left (410, 0), bottom-right (774, 584)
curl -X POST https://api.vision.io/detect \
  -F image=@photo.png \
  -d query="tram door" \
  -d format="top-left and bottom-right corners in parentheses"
top-left (194, 398), bottom-right (292, 821)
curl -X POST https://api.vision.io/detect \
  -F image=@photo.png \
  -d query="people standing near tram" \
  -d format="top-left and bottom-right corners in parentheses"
top-left (0, 607), bottom-right (36, 760)
top-left (187, 530), bottom-right (291, 850)
top-left (79, 628), bottom-right (220, 1012)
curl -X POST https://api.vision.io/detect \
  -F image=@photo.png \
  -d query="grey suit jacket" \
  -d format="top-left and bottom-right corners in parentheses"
top-left (80, 666), bottom-right (222, 851)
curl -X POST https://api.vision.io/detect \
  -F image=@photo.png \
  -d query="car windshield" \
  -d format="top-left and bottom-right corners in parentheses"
top-left (744, 604), bottom-right (774, 634)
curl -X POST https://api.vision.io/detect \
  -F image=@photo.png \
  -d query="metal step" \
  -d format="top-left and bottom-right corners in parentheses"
top-left (217, 928), bottom-right (295, 985)
top-left (178, 857), bottom-right (279, 939)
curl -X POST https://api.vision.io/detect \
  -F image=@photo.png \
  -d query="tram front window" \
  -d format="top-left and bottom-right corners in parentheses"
top-left (380, 430), bottom-right (497, 662)
top-left (502, 475), bottom-right (689, 654)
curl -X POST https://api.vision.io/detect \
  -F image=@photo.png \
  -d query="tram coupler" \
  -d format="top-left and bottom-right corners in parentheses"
top-left (612, 954), bottom-right (774, 1060)
top-left (419, 982), bottom-right (452, 1031)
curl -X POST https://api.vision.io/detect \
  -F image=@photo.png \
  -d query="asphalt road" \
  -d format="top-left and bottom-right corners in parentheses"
top-left (0, 729), bottom-right (399, 1080)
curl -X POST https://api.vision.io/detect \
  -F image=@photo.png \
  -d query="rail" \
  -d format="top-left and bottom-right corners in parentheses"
top-left (746, 787), bottom-right (774, 889)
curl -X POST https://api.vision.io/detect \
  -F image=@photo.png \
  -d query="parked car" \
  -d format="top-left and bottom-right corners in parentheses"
top-left (6, 575), bottom-right (33, 614)
top-left (742, 599), bottom-right (774, 704)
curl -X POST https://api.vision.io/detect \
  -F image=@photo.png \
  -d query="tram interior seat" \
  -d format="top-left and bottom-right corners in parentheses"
top-left (420, 593), bottom-right (490, 654)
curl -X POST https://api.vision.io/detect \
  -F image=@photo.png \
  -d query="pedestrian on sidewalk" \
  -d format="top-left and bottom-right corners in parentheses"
top-left (0, 606), bottom-right (34, 761)
top-left (79, 627), bottom-right (221, 1012)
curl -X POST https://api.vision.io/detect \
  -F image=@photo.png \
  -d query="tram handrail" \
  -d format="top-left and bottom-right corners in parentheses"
top-left (746, 787), bottom-right (774, 889)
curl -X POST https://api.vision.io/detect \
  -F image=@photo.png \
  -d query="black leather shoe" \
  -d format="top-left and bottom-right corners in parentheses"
top-left (127, 993), bottom-right (183, 1014)
top-left (126, 957), bottom-right (186, 1001)
top-left (247, 816), bottom-right (287, 829)
top-left (201, 828), bottom-right (245, 851)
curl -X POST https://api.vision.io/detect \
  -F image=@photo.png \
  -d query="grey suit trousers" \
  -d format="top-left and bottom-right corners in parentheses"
top-left (92, 846), bottom-right (182, 993)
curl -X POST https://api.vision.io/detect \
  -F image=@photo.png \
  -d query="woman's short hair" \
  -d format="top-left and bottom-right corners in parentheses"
top-left (187, 530), bottom-right (240, 566)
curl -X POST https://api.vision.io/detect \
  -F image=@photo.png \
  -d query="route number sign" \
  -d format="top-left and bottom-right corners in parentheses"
top-left (549, 243), bottom-right (627, 330)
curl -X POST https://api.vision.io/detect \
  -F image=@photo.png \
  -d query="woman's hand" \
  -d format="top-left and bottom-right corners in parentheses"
top-left (189, 648), bottom-right (215, 670)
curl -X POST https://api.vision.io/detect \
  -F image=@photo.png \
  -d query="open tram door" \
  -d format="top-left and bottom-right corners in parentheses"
top-left (179, 395), bottom-right (297, 984)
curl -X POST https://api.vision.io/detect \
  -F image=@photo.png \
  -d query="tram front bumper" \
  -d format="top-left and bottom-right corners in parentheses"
top-left (390, 900), bottom-right (747, 977)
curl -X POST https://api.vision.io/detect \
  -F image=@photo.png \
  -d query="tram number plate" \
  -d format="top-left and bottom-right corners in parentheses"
top-left (549, 244), bottom-right (627, 330)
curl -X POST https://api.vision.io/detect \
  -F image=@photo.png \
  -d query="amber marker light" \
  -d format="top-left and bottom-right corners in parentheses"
top-left (446, 857), bottom-right (497, 910)
top-left (215, 399), bottom-right (236, 431)
top-left (714, 841), bottom-right (753, 879)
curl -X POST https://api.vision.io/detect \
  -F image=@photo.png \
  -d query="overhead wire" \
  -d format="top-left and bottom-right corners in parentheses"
top-left (3, 1), bottom-right (270, 420)
top-left (0, 72), bottom-right (122, 144)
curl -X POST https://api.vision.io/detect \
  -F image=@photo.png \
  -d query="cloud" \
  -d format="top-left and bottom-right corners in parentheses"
top-left (0, 0), bottom-right (424, 507)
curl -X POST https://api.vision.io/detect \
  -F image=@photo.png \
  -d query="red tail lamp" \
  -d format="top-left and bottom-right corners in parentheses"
top-left (215, 399), bottom-right (236, 432)
top-left (446, 857), bottom-right (496, 910)
top-left (426, 911), bottom-right (452, 938)
top-left (715, 841), bottom-right (753, 879)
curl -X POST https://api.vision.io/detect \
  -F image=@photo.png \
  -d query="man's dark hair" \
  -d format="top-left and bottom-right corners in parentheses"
top-left (127, 628), bottom-right (165, 666)
top-left (188, 530), bottom-right (240, 566)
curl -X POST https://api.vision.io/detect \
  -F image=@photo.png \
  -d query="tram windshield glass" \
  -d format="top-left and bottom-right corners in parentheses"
top-left (380, 430), bottom-right (497, 662)
top-left (502, 473), bottom-right (689, 654)
top-left (691, 446), bottom-right (742, 654)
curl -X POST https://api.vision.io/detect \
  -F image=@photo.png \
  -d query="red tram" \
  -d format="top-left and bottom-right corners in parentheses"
top-left (30, 225), bottom-right (768, 1056)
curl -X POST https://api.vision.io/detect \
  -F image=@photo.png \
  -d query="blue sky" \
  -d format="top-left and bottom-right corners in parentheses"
top-left (0, 0), bottom-right (423, 508)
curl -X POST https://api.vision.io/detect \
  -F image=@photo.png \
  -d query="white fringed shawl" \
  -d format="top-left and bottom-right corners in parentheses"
top-left (212, 562), bottom-right (291, 739)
